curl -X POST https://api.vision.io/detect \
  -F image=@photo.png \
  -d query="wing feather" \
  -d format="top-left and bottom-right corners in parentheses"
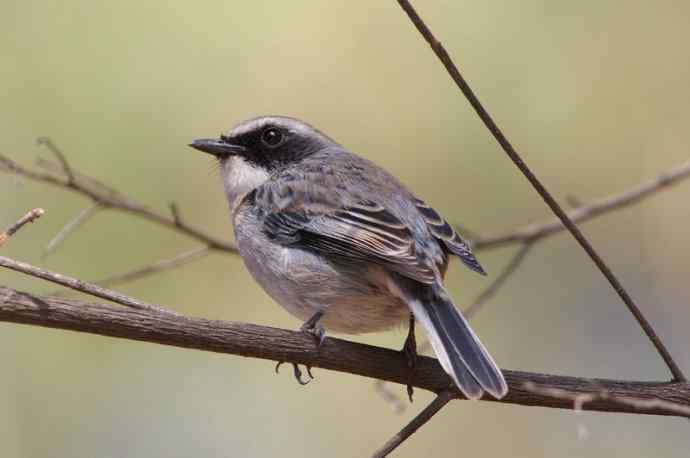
top-left (253, 183), bottom-right (437, 284)
top-left (414, 198), bottom-right (486, 275)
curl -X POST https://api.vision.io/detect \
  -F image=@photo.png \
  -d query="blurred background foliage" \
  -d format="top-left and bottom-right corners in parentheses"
top-left (2, 1), bottom-right (689, 457)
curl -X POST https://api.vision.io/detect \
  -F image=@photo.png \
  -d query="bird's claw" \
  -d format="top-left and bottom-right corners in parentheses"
top-left (275, 361), bottom-right (315, 385)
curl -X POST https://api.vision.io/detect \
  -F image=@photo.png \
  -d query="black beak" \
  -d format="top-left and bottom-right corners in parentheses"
top-left (189, 138), bottom-right (247, 158)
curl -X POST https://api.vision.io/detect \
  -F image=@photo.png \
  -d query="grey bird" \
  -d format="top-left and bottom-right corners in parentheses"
top-left (190, 116), bottom-right (508, 400)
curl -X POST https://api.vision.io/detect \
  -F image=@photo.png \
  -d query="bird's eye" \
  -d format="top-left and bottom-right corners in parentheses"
top-left (261, 127), bottom-right (284, 148)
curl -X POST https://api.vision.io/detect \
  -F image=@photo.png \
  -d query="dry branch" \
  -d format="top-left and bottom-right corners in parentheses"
top-left (0, 256), bottom-right (176, 316)
top-left (0, 283), bottom-right (688, 418)
top-left (372, 390), bottom-right (454, 457)
top-left (472, 159), bottom-right (690, 250)
top-left (0, 208), bottom-right (45, 247)
top-left (0, 153), bottom-right (235, 253)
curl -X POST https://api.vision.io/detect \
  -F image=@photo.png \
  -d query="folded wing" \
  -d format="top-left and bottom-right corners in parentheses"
top-left (252, 182), bottom-right (437, 284)
top-left (414, 198), bottom-right (486, 275)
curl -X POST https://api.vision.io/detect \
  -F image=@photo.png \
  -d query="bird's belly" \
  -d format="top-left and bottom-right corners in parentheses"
top-left (234, 223), bottom-right (409, 334)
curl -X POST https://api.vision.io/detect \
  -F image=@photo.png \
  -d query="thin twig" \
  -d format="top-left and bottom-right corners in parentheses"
top-left (42, 204), bottom-right (100, 258)
top-left (1, 282), bottom-right (688, 418)
top-left (0, 152), bottom-right (236, 253)
top-left (396, 0), bottom-right (686, 383)
top-left (464, 242), bottom-right (533, 319)
top-left (64, 246), bottom-right (212, 291)
top-left (0, 256), bottom-right (177, 316)
top-left (372, 390), bottom-right (454, 457)
top-left (36, 137), bottom-right (74, 183)
top-left (36, 157), bottom-right (123, 198)
top-left (169, 202), bottom-right (182, 226)
top-left (472, 160), bottom-right (690, 250)
top-left (0, 208), bottom-right (45, 247)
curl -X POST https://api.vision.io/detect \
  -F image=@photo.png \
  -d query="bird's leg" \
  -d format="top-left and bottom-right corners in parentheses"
top-left (273, 311), bottom-right (324, 386)
top-left (402, 313), bottom-right (417, 402)
top-left (300, 310), bottom-right (326, 347)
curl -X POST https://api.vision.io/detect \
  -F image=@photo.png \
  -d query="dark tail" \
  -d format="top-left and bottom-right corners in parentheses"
top-left (397, 282), bottom-right (507, 400)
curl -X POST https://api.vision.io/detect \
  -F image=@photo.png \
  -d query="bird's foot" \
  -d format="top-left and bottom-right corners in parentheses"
top-left (275, 361), bottom-right (315, 385)
top-left (300, 310), bottom-right (326, 347)
top-left (402, 313), bottom-right (417, 402)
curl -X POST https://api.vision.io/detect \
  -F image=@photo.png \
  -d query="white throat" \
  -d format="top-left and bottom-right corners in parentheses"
top-left (220, 156), bottom-right (270, 215)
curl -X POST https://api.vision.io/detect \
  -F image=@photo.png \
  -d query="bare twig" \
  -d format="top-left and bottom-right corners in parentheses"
top-left (0, 208), bottom-right (45, 247)
top-left (464, 242), bottom-right (533, 319)
top-left (396, 0), bottom-right (686, 383)
top-left (42, 204), bottom-right (100, 258)
top-left (0, 153), bottom-right (236, 253)
top-left (72, 246), bottom-right (212, 290)
top-left (372, 390), bottom-right (454, 457)
top-left (169, 201), bottom-right (182, 226)
top-left (36, 137), bottom-right (74, 183)
top-left (36, 157), bottom-right (123, 198)
top-left (0, 282), bottom-right (688, 418)
top-left (0, 256), bottom-right (177, 316)
top-left (472, 160), bottom-right (690, 250)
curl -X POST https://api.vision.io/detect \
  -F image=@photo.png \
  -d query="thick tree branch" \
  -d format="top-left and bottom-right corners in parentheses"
top-left (0, 284), bottom-right (687, 417)
top-left (396, 0), bottom-right (685, 383)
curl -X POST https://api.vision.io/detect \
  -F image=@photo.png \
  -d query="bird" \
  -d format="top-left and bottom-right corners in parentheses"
top-left (189, 116), bottom-right (507, 400)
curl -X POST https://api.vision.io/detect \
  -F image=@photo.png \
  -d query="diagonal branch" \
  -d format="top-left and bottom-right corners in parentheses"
top-left (0, 153), bottom-right (236, 253)
top-left (36, 137), bottom-right (75, 184)
top-left (42, 204), bottom-right (100, 258)
top-left (372, 390), bottom-right (454, 457)
top-left (472, 160), bottom-right (690, 250)
top-left (55, 246), bottom-right (213, 291)
top-left (396, 0), bottom-right (686, 383)
top-left (0, 282), bottom-right (688, 418)
top-left (0, 256), bottom-right (177, 316)
top-left (464, 242), bottom-right (533, 319)
top-left (0, 208), bottom-right (46, 247)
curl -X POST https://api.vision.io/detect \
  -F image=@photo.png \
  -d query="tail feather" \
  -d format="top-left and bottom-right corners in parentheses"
top-left (397, 282), bottom-right (507, 400)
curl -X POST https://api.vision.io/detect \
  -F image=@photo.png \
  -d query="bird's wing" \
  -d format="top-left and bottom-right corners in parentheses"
top-left (413, 198), bottom-right (486, 275)
top-left (250, 181), bottom-right (437, 284)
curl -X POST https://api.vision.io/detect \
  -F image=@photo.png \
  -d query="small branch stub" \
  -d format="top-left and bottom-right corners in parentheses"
top-left (0, 208), bottom-right (45, 247)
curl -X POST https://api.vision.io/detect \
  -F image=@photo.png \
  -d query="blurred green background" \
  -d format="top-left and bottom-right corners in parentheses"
top-left (2, 1), bottom-right (689, 456)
